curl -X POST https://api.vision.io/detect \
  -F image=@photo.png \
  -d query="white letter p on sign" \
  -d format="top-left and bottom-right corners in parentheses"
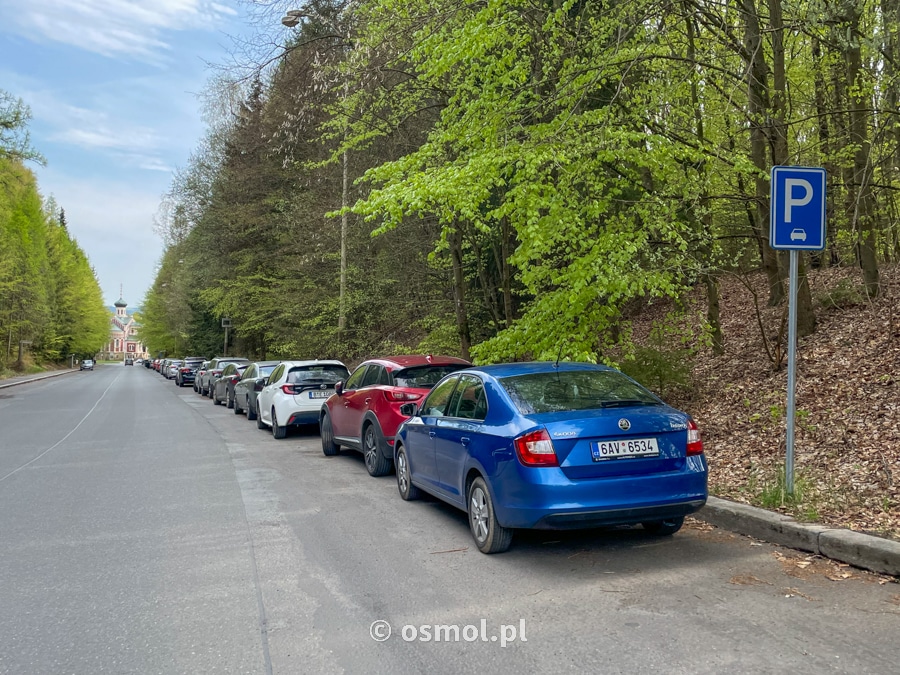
top-left (784, 179), bottom-right (813, 223)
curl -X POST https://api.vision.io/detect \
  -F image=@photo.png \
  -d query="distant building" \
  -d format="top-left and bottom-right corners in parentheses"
top-left (101, 295), bottom-right (147, 361)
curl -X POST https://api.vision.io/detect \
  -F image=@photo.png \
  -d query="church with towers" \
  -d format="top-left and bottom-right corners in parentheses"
top-left (100, 288), bottom-right (147, 361)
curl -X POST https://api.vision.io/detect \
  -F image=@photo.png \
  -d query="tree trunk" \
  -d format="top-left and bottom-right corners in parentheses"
top-left (500, 216), bottom-right (514, 326)
top-left (449, 226), bottom-right (472, 360)
top-left (882, 0), bottom-right (900, 262)
top-left (740, 0), bottom-right (783, 305)
top-left (685, 8), bottom-right (724, 354)
top-left (812, 38), bottom-right (839, 267)
top-left (843, 6), bottom-right (880, 296)
top-left (769, 0), bottom-right (815, 333)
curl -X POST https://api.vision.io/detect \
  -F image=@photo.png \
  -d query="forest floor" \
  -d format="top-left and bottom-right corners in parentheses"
top-left (641, 263), bottom-right (900, 541)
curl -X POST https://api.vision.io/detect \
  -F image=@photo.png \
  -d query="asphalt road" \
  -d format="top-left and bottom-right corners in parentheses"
top-left (0, 365), bottom-right (897, 674)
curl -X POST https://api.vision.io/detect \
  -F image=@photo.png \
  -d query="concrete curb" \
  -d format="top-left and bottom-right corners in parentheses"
top-left (0, 369), bottom-right (79, 390)
top-left (696, 496), bottom-right (900, 577)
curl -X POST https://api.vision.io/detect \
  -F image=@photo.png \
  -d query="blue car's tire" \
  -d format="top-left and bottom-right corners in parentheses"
top-left (642, 517), bottom-right (684, 536)
top-left (396, 446), bottom-right (420, 501)
top-left (467, 477), bottom-right (512, 554)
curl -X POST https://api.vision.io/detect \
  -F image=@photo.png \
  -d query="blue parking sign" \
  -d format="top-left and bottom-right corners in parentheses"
top-left (770, 166), bottom-right (826, 250)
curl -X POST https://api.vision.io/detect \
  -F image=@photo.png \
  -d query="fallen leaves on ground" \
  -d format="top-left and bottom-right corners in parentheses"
top-left (638, 265), bottom-right (900, 541)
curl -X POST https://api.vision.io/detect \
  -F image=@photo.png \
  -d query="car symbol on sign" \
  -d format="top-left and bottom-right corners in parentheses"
top-left (789, 228), bottom-right (807, 241)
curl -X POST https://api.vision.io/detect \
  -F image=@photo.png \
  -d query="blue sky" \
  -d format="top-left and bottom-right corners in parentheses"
top-left (0, 0), bottom-right (262, 308)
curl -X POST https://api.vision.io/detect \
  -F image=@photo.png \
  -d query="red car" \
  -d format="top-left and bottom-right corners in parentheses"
top-left (320, 355), bottom-right (471, 476)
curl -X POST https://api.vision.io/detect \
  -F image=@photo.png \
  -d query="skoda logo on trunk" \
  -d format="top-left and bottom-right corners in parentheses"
top-left (618, 418), bottom-right (631, 431)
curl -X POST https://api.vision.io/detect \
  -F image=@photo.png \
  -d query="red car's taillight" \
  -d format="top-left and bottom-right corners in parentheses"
top-left (386, 390), bottom-right (421, 402)
top-left (686, 419), bottom-right (703, 456)
top-left (180, 367), bottom-right (191, 373)
top-left (514, 429), bottom-right (558, 467)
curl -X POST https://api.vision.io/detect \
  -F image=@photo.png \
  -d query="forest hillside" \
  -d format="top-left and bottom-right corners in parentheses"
top-left (646, 265), bottom-right (900, 540)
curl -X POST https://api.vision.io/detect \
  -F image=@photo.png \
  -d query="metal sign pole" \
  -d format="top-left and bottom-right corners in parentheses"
top-left (785, 250), bottom-right (799, 495)
top-left (771, 165), bottom-right (825, 497)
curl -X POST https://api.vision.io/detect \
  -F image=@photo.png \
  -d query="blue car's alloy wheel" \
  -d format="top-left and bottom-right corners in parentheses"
top-left (467, 477), bottom-right (512, 554)
top-left (396, 447), bottom-right (420, 501)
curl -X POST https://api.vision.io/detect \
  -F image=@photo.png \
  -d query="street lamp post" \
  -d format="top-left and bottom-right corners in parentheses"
top-left (282, 8), bottom-right (350, 333)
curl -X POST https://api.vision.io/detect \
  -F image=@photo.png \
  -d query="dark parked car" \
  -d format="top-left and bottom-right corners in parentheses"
top-left (393, 362), bottom-right (707, 553)
top-left (232, 361), bottom-right (281, 419)
top-left (200, 357), bottom-right (249, 397)
top-left (175, 357), bottom-right (206, 387)
top-left (213, 362), bottom-right (249, 407)
top-left (320, 355), bottom-right (470, 476)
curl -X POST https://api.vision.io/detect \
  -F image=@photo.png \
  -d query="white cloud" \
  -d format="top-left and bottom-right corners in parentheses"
top-left (0, 0), bottom-right (237, 63)
top-left (36, 168), bottom-right (165, 304)
top-left (1, 78), bottom-right (181, 171)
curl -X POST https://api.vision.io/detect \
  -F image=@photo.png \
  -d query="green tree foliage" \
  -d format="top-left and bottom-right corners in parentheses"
top-left (140, 0), bottom-right (900, 368)
top-left (0, 158), bottom-right (108, 369)
top-left (0, 90), bottom-right (44, 165)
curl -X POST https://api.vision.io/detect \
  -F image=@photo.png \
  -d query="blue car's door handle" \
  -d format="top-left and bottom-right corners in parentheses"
top-left (460, 437), bottom-right (470, 447)
top-left (429, 430), bottom-right (436, 438)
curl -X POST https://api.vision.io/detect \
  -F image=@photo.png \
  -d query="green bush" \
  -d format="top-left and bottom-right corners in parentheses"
top-left (620, 344), bottom-right (693, 399)
top-left (618, 312), bottom-right (703, 398)
top-left (817, 278), bottom-right (865, 309)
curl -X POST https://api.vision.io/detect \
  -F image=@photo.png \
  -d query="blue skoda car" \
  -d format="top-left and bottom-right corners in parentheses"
top-left (394, 362), bottom-right (708, 553)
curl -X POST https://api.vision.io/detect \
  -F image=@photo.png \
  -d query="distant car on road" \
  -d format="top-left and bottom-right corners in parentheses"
top-left (164, 360), bottom-right (183, 380)
top-left (393, 362), bottom-right (708, 553)
top-left (175, 357), bottom-right (205, 387)
top-left (193, 361), bottom-right (209, 392)
top-left (124, 357), bottom-right (134, 366)
top-left (80, 359), bottom-right (94, 371)
top-left (200, 357), bottom-right (250, 397)
top-left (232, 361), bottom-right (281, 419)
top-left (213, 362), bottom-right (249, 407)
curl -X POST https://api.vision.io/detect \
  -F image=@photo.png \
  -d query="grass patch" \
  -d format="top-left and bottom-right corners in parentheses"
top-left (755, 467), bottom-right (820, 520)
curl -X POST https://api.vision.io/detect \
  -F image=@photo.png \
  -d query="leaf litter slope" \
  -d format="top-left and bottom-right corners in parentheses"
top-left (642, 265), bottom-right (899, 541)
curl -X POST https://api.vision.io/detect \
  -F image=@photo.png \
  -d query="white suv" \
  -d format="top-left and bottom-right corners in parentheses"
top-left (257, 360), bottom-right (349, 439)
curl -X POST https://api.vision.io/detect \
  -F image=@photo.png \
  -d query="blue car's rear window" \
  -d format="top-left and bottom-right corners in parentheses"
top-left (499, 370), bottom-right (660, 414)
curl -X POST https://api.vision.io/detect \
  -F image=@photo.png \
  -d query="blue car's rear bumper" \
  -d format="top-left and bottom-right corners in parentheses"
top-left (490, 456), bottom-right (708, 530)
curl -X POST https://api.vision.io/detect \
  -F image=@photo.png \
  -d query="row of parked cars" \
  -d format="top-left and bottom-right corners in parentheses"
top-left (146, 353), bottom-right (708, 554)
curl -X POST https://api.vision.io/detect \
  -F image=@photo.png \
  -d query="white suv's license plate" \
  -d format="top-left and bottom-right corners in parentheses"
top-left (591, 438), bottom-right (659, 461)
top-left (309, 390), bottom-right (332, 399)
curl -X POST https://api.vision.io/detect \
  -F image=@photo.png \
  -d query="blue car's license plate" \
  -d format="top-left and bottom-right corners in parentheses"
top-left (591, 438), bottom-right (659, 461)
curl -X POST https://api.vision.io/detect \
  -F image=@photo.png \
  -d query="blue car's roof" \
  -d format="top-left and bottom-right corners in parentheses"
top-left (463, 362), bottom-right (616, 378)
